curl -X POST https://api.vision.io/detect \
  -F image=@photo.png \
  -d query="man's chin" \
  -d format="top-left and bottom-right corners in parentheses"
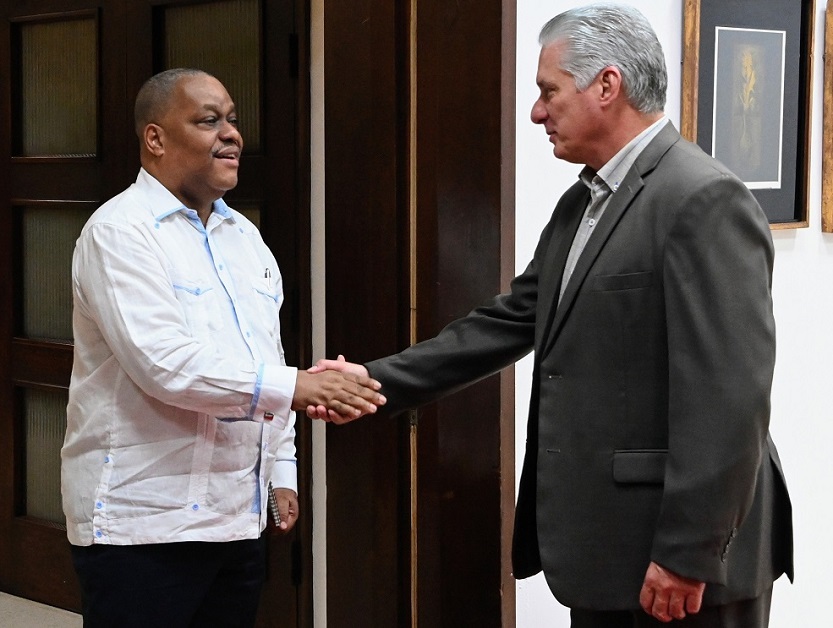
top-left (553, 146), bottom-right (581, 165)
top-left (215, 175), bottom-right (239, 193)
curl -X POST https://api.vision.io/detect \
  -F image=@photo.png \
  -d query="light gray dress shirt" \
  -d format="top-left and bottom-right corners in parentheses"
top-left (559, 117), bottom-right (670, 304)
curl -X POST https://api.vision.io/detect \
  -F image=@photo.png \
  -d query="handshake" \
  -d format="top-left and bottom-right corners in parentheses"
top-left (292, 355), bottom-right (382, 424)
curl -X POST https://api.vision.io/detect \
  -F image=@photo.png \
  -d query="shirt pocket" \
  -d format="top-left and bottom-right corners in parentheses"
top-left (170, 271), bottom-right (224, 340)
top-left (612, 449), bottom-right (667, 485)
top-left (250, 277), bottom-right (282, 348)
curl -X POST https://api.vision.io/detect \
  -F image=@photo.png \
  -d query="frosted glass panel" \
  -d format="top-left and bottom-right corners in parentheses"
top-left (25, 388), bottom-right (67, 525)
top-left (18, 18), bottom-right (97, 157)
top-left (21, 206), bottom-right (93, 341)
top-left (164, 0), bottom-right (261, 150)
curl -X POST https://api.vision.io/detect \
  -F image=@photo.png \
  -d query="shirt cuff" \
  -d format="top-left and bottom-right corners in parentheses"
top-left (251, 364), bottom-right (297, 428)
top-left (270, 460), bottom-right (298, 494)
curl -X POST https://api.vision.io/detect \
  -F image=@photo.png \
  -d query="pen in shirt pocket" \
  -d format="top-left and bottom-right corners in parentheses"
top-left (264, 267), bottom-right (272, 290)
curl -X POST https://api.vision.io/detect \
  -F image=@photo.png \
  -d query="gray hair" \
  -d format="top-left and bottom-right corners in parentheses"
top-left (538, 3), bottom-right (667, 113)
top-left (134, 68), bottom-right (212, 137)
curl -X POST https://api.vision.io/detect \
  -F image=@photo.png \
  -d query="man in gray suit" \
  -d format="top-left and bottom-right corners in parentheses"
top-left (310, 4), bottom-right (793, 626)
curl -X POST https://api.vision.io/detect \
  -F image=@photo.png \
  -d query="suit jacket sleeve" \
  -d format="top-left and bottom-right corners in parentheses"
top-left (364, 211), bottom-right (564, 415)
top-left (651, 170), bottom-right (776, 584)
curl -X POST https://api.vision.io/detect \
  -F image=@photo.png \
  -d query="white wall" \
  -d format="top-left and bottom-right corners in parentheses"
top-left (514, 2), bottom-right (833, 627)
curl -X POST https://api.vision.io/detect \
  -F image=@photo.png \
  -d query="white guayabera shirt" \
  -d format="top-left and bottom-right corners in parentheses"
top-left (62, 168), bottom-right (297, 546)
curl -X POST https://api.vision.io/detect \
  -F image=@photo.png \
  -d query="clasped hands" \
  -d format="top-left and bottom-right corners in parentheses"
top-left (293, 355), bottom-right (381, 423)
top-left (302, 355), bottom-right (372, 424)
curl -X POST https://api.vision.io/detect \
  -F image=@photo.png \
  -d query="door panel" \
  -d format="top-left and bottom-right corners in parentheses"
top-left (0, 1), bottom-right (311, 624)
top-left (15, 15), bottom-right (98, 158)
top-left (160, 0), bottom-right (263, 151)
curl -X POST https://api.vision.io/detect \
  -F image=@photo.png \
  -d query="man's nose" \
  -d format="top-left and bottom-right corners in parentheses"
top-left (530, 99), bottom-right (546, 124)
top-left (220, 120), bottom-right (242, 142)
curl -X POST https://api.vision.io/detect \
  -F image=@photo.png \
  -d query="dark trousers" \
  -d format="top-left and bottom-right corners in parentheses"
top-left (570, 585), bottom-right (773, 628)
top-left (71, 537), bottom-right (267, 628)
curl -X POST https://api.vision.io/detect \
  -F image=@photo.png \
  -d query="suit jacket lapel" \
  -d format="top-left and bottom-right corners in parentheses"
top-left (541, 123), bottom-right (681, 356)
top-left (535, 183), bottom-right (589, 352)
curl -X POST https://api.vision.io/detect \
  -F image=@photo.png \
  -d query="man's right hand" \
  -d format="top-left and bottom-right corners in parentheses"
top-left (292, 364), bottom-right (384, 422)
top-left (304, 356), bottom-right (373, 423)
top-left (639, 561), bottom-right (705, 622)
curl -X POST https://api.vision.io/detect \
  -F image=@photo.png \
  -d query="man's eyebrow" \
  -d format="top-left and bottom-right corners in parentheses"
top-left (198, 103), bottom-right (237, 114)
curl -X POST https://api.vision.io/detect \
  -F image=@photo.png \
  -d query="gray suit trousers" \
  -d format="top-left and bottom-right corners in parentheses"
top-left (570, 585), bottom-right (773, 628)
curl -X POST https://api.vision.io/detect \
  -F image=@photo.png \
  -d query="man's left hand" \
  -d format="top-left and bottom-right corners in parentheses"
top-left (272, 488), bottom-right (299, 533)
top-left (639, 561), bottom-right (705, 622)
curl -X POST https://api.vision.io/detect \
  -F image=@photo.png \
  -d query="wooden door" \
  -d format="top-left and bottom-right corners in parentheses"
top-left (323, 0), bottom-right (517, 626)
top-left (0, 1), bottom-right (312, 624)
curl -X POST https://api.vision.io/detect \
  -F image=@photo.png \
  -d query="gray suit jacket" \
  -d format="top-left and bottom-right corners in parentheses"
top-left (366, 123), bottom-right (793, 610)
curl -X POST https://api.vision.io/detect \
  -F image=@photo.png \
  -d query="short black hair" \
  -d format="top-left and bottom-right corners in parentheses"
top-left (133, 68), bottom-right (213, 137)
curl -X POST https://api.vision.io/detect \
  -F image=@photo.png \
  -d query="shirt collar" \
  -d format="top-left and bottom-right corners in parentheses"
top-left (212, 197), bottom-right (234, 220)
top-left (136, 168), bottom-right (235, 223)
top-left (579, 116), bottom-right (669, 194)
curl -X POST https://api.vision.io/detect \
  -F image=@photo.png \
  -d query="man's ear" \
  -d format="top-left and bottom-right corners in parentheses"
top-left (598, 66), bottom-right (623, 106)
top-left (143, 124), bottom-right (165, 157)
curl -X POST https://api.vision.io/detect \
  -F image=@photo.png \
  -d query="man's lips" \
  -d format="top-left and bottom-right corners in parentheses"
top-left (214, 147), bottom-right (240, 160)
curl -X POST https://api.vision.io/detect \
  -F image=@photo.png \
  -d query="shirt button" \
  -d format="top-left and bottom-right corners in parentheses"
top-left (96, 501), bottom-right (103, 509)
top-left (192, 504), bottom-right (199, 511)
top-left (95, 530), bottom-right (103, 538)
top-left (218, 264), bottom-right (224, 271)
top-left (588, 218), bottom-right (596, 227)
top-left (104, 456), bottom-right (110, 464)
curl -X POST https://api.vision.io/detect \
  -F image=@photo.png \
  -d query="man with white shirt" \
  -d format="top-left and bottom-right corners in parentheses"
top-left (62, 68), bottom-right (385, 627)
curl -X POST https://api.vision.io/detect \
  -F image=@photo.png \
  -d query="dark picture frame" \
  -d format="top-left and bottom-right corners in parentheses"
top-left (681, 0), bottom-right (816, 229)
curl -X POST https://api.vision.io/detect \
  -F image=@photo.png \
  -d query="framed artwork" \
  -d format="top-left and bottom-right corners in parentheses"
top-left (681, 0), bottom-right (816, 229)
top-left (822, 6), bottom-right (833, 233)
